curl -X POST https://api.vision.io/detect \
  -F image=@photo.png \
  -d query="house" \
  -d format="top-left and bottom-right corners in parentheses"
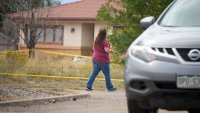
top-left (0, 33), bottom-right (15, 51)
top-left (19, 0), bottom-right (107, 56)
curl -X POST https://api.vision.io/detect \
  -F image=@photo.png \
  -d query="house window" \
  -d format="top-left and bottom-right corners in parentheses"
top-left (31, 25), bottom-right (63, 44)
top-left (55, 27), bottom-right (63, 43)
top-left (37, 28), bottom-right (44, 42)
top-left (45, 28), bottom-right (54, 42)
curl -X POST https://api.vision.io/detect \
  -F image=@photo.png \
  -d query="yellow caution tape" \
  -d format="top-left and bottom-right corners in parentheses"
top-left (37, 50), bottom-right (92, 59)
top-left (0, 49), bottom-right (92, 59)
top-left (0, 72), bottom-right (124, 82)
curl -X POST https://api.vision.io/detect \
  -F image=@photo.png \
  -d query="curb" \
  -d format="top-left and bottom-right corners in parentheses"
top-left (0, 92), bottom-right (89, 107)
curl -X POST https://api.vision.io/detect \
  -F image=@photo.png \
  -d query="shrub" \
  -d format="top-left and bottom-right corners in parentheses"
top-left (108, 28), bottom-right (141, 63)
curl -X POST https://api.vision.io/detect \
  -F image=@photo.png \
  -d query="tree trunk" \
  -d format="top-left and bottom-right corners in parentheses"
top-left (28, 48), bottom-right (35, 58)
top-left (28, 27), bottom-right (37, 58)
top-left (28, 40), bottom-right (35, 58)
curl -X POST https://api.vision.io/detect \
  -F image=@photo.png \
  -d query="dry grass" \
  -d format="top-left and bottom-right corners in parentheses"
top-left (0, 51), bottom-right (124, 90)
top-left (0, 75), bottom-right (124, 91)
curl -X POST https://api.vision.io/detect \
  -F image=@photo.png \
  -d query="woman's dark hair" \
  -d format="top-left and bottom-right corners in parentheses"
top-left (94, 29), bottom-right (106, 47)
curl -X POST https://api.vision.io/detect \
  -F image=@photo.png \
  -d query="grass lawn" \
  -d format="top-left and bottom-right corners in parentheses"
top-left (0, 50), bottom-right (124, 101)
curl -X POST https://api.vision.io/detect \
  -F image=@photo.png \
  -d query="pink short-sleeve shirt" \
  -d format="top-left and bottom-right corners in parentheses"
top-left (92, 39), bottom-right (110, 63)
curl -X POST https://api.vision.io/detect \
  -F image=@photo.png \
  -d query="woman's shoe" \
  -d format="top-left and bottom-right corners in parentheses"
top-left (108, 87), bottom-right (117, 92)
top-left (85, 87), bottom-right (93, 91)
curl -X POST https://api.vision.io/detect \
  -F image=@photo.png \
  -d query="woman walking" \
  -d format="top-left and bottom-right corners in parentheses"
top-left (86, 29), bottom-right (117, 91)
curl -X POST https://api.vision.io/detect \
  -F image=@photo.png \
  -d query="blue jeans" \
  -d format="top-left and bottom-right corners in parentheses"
top-left (86, 60), bottom-right (114, 90)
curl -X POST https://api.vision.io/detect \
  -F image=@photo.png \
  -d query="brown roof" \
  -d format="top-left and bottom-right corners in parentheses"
top-left (9, 0), bottom-right (106, 21)
top-left (48, 0), bottom-right (106, 20)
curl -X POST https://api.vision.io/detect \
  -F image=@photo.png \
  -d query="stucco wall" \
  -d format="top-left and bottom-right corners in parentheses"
top-left (94, 23), bottom-right (106, 40)
top-left (63, 23), bottom-right (82, 47)
top-left (19, 29), bottom-right (25, 45)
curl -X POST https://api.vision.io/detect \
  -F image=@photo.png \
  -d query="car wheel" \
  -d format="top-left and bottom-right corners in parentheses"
top-left (127, 99), bottom-right (151, 113)
top-left (151, 108), bottom-right (158, 113)
top-left (189, 109), bottom-right (200, 113)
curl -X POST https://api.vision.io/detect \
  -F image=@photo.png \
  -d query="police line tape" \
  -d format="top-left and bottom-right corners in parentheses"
top-left (38, 50), bottom-right (92, 59)
top-left (0, 49), bottom-right (92, 59)
top-left (0, 72), bottom-right (124, 82)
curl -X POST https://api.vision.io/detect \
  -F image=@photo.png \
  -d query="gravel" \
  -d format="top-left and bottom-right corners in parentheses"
top-left (0, 85), bottom-right (70, 101)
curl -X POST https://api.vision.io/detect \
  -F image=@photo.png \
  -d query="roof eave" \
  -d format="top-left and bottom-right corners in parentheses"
top-left (47, 17), bottom-right (97, 21)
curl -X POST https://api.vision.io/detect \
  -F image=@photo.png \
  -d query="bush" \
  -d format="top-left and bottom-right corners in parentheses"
top-left (108, 28), bottom-right (141, 63)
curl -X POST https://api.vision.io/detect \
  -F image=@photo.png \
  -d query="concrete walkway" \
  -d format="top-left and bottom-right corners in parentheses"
top-left (0, 90), bottom-right (188, 113)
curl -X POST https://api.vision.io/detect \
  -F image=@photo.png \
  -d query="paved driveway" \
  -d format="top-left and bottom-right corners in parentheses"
top-left (0, 91), bottom-right (188, 113)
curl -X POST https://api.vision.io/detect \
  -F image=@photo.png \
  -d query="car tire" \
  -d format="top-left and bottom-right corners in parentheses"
top-left (189, 109), bottom-right (200, 113)
top-left (151, 109), bottom-right (158, 113)
top-left (127, 99), bottom-right (153, 113)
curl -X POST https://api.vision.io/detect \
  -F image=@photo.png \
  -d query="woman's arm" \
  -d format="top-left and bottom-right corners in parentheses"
top-left (104, 47), bottom-right (110, 53)
top-left (103, 39), bottom-right (112, 53)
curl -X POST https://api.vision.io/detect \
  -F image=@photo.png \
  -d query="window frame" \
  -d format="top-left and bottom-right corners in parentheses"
top-left (35, 25), bottom-right (64, 45)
